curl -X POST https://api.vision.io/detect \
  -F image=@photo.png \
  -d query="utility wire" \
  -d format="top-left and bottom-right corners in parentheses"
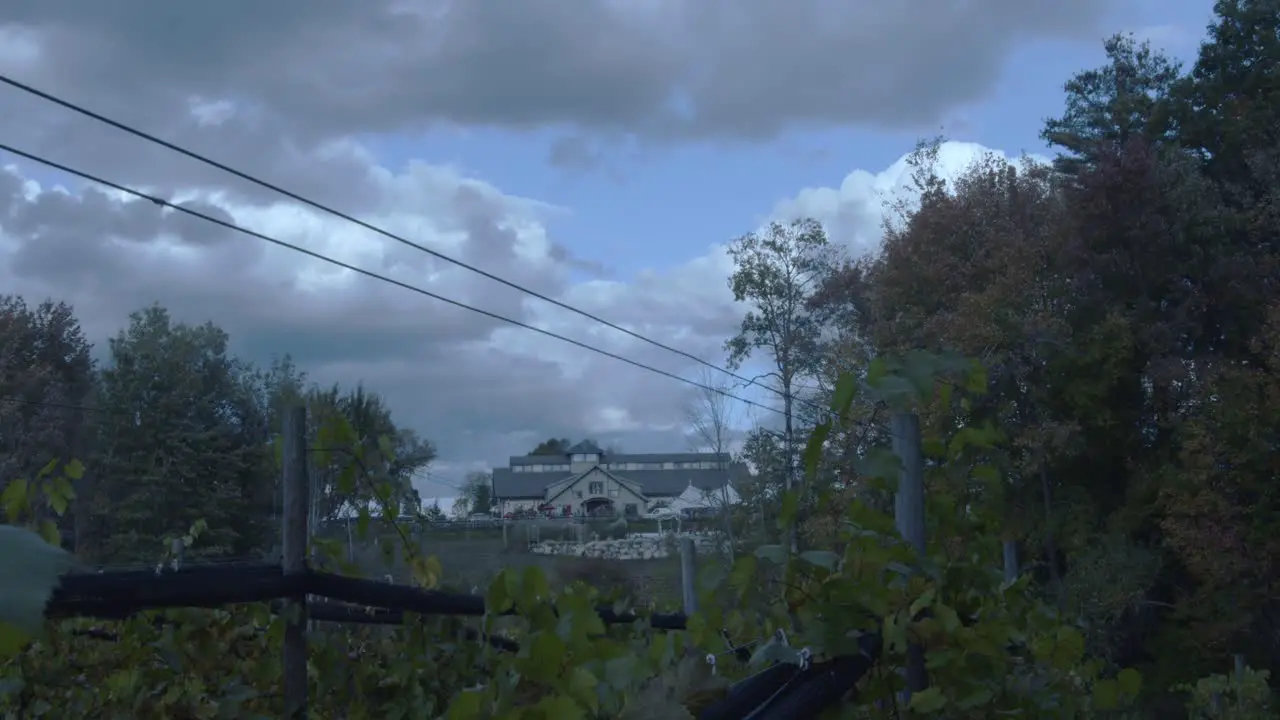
top-left (0, 74), bottom-right (824, 415)
top-left (0, 398), bottom-right (107, 414)
top-left (0, 142), bottom-right (794, 420)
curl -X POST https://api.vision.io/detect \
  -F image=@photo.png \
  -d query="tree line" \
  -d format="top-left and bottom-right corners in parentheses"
top-left (720, 1), bottom-right (1279, 700)
top-left (0, 301), bottom-right (434, 565)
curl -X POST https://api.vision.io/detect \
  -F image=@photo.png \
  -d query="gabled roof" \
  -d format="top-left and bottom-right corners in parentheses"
top-left (566, 440), bottom-right (604, 455)
top-left (491, 463), bottom-right (749, 500)
top-left (668, 482), bottom-right (742, 512)
top-left (545, 466), bottom-right (645, 505)
top-left (508, 450), bottom-right (731, 467)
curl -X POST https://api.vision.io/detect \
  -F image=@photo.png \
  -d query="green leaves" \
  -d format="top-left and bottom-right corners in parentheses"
top-left (1, 479), bottom-right (27, 523)
top-left (909, 686), bottom-right (948, 713)
top-left (797, 550), bottom-right (840, 572)
top-left (753, 544), bottom-right (787, 565)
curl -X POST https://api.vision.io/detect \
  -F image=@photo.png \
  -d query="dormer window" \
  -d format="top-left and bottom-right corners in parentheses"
top-left (566, 440), bottom-right (605, 465)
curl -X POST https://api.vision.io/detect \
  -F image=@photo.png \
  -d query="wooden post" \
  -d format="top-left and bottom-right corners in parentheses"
top-left (169, 537), bottom-right (184, 571)
top-left (282, 405), bottom-right (309, 720)
top-left (891, 412), bottom-right (928, 697)
top-left (1002, 540), bottom-right (1019, 584)
top-left (679, 536), bottom-right (698, 617)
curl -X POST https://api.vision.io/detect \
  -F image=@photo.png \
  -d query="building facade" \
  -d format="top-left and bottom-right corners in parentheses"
top-left (490, 440), bottom-right (743, 518)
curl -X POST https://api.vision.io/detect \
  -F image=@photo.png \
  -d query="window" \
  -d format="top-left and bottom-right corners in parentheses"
top-left (588, 481), bottom-right (604, 495)
top-left (609, 489), bottom-right (619, 498)
top-left (575, 490), bottom-right (583, 499)
top-left (663, 462), bottom-right (675, 470)
top-left (624, 504), bottom-right (638, 517)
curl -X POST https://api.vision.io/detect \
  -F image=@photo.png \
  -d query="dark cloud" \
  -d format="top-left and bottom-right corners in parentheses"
top-left (2, 0), bottom-right (1112, 178)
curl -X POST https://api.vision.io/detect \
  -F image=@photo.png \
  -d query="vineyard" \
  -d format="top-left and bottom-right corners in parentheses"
top-left (2, 353), bottom-right (1268, 719)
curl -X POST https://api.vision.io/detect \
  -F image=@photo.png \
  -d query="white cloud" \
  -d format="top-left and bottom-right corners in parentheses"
top-left (1, 97), bottom-right (1019, 501)
top-left (775, 141), bottom-right (1050, 254)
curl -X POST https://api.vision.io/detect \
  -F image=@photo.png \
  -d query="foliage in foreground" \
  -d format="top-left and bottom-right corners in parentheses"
top-left (3, 351), bottom-right (1269, 719)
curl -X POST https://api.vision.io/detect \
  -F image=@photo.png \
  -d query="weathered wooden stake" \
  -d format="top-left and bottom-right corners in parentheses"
top-left (679, 536), bottom-right (698, 617)
top-left (282, 405), bottom-right (310, 720)
top-left (891, 412), bottom-right (929, 697)
top-left (169, 537), bottom-right (184, 571)
top-left (1002, 540), bottom-right (1019, 584)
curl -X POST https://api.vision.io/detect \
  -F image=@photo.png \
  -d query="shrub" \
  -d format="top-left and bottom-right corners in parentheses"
top-left (1180, 667), bottom-right (1272, 719)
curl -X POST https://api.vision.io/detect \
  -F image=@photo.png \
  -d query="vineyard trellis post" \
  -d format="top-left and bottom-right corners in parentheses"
top-left (1003, 541), bottom-right (1019, 584)
top-left (679, 536), bottom-right (698, 616)
top-left (891, 411), bottom-right (928, 699)
top-left (282, 404), bottom-right (310, 719)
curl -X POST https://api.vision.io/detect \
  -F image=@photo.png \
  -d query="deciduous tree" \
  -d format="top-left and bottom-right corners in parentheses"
top-left (724, 218), bottom-right (838, 548)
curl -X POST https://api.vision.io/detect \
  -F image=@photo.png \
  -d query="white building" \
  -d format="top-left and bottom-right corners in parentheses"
top-left (490, 440), bottom-right (744, 519)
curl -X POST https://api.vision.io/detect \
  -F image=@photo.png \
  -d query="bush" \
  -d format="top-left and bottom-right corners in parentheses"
top-left (505, 520), bottom-right (579, 551)
top-left (2, 352), bottom-right (1261, 718)
top-left (1180, 667), bottom-right (1272, 719)
top-left (587, 519), bottom-right (628, 540)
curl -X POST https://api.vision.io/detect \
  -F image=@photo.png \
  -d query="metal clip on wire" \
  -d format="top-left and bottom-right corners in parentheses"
top-left (721, 628), bottom-right (754, 663)
top-left (796, 647), bottom-right (812, 671)
top-left (705, 653), bottom-right (718, 675)
top-left (774, 628), bottom-right (789, 646)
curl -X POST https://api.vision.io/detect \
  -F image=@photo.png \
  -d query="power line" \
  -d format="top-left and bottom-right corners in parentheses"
top-left (0, 142), bottom-right (792, 420)
top-left (0, 75), bottom-right (814, 413)
top-left (0, 398), bottom-right (107, 414)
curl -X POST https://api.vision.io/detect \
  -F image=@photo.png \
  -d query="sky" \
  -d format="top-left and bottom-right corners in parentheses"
top-left (0, 0), bottom-right (1217, 499)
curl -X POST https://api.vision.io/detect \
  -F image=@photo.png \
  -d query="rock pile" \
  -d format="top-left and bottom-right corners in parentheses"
top-left (530, 533), bottom-right (723, 560)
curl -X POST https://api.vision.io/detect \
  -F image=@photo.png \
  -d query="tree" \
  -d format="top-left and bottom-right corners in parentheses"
top-left (797, 4), bottom-right (1280, 687)
top-left (1164, 0), bottom-right (1280, 363)
top-left (421, 500), bottom-right (446, 523)
top-left (1041, 32), bottom-right (1182, 174)
top-left (305, 383), bottom-right (435, 524)
top-left (683, 366), bottom-right (739, 557)
top-left (450, 497), bottom-right (470, 519)
top-left (93, 305), bottom-right (272, 562)
top-left (461, 471), bottom-right (493, 516)
top-left (529, 438), bottom-right (571, 456)
top-left (1171, 0), bottom-right (1280, 195)
top-left (724, 218), bottom-right (838, 550)
top-left (734, 426), bottom-right (787, 542)
top-left (0, 296), bottom-right (95, 555)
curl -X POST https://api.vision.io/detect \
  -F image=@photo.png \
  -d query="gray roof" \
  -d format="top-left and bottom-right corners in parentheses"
top-left (507, 451), bottom-right (731, 467)
top-left (492, 463), bottom-right (748, 500)
top-left (566, 439), bottom-right (604, 454)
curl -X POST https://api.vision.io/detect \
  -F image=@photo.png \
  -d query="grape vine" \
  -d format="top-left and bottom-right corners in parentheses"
top-left (0, 351), bottom-right (1267, 718)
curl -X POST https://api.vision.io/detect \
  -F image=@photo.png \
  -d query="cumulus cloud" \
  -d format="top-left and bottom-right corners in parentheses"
top-left (0, 132), bottom-right (1021, 498)
top-left (774, 142), bottom-right (1051, 255)
top-left (0, 1), bottom-right (1071, 498)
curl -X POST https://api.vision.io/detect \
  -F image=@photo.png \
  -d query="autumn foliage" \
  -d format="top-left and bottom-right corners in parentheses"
top-left (805, 7), bottom-right (1280, 703)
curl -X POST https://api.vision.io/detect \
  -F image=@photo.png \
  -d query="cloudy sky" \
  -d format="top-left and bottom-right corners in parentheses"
top-left (0, 0), bottom-right (1214, 498)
